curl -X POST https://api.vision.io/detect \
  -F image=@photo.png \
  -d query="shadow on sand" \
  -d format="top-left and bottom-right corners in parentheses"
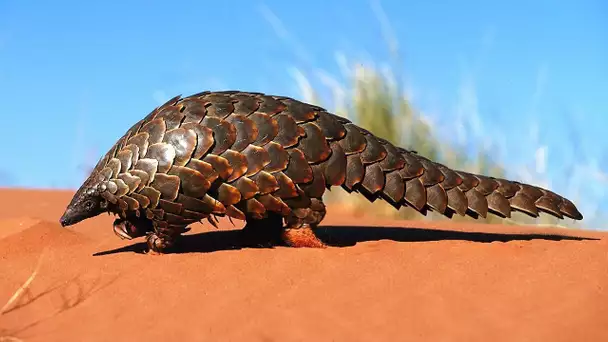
top-left (93, 225), bottom-right (599, 256)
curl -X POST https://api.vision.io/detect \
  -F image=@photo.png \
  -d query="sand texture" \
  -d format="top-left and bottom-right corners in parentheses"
top-left (0, 188), bottom-right (607, 341)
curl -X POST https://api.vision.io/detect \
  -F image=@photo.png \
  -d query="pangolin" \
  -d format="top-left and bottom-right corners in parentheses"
top-left (59, 90), bottom-right (583, 254)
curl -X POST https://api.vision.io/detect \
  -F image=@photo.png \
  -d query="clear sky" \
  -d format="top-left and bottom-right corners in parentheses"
top-left (1, 0), bottom-right (607, 225)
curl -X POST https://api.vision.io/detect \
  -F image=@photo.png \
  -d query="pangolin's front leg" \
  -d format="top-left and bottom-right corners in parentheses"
top-left (113, 216), bottom-right (186, 254)
top-left (112, 216), bottom-right (152, 240)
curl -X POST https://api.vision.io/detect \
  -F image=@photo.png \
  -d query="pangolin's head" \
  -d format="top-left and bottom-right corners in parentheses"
top-left (60, 179), bottom-right (109, 227)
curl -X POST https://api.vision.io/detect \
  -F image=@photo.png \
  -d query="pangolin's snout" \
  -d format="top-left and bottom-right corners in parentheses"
top-left (59, 210), bottom-right (71, 227)
top-left (59, 208), bottom-right (79, 227)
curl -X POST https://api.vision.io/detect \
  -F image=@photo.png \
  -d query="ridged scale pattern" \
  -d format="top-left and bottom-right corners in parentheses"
top-left (83, 91), bottom-right (583, 235)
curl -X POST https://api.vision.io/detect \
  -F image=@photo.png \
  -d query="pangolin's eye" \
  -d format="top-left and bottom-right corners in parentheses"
top-left (85, 200), bottom-right (94, 210)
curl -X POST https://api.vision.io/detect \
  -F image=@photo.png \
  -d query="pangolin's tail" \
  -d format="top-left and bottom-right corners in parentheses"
top-left (327, 114), bottom-right (583, 221)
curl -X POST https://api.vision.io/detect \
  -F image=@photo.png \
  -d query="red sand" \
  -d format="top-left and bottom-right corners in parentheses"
top-left (0, 188), bottom-right (607, 341)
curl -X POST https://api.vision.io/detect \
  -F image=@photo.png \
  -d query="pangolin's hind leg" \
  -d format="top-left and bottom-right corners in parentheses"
top-left (240, 198), bottom-right (327, 248)
top-left (282, 198), bottom-right (327, 248)
top-left (146, 221), bottom-right (190, 254)
top-left (240, 213), bottom-right (285, 248)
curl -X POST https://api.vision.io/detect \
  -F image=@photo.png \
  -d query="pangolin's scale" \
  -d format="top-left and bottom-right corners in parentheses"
top-left (87, 90), bottom-right (582, 239)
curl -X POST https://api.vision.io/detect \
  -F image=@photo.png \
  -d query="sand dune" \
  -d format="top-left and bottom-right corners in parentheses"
top-left (0, 188), bottom-right (606, 341)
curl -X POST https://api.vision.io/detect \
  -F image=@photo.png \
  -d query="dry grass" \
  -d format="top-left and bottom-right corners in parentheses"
top-left (0, 246), bottom-right (118, 340)
top-left (273, 3), bottom-right (594, 229)
top-left (293, 63), bottom-right (569, 227)
top-left (1, 248), bottom-right (47, 315)
top-left (0, 248), bottom-right (46, 342)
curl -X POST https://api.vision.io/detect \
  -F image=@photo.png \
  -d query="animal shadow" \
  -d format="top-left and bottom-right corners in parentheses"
top-left (93, 224), bottom-right (598, 256)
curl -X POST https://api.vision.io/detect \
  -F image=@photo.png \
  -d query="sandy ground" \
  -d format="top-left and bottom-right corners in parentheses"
top-left (0, 188), bottom-right (606, 342)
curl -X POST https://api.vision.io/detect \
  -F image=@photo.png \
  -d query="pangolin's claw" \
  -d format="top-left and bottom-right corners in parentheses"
top-left (113, 220), bottom-right (135, 240)
top-left (145, 232), bottom-right (175, 254)
top-left (207, 216), bottom-right (219, 229)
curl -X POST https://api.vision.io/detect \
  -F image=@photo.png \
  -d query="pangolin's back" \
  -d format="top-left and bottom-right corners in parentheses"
top-left (84, 90), bottom-right (583, 229)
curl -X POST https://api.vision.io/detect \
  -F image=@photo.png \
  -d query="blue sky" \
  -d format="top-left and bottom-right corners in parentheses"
top-left (1, 0), bottom-right (607, 225)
